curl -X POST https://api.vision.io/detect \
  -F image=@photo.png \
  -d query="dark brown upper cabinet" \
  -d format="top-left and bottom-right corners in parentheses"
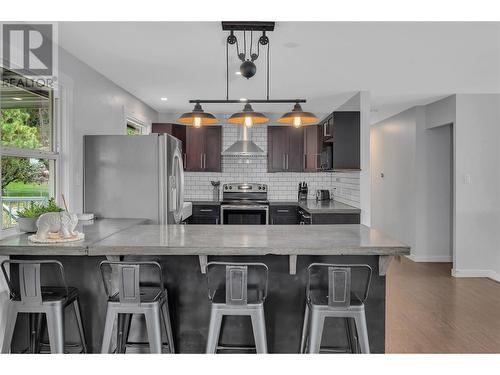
top-left (185, 125), bottom-right (222, 172)
top-left (152, 123), bottom-right (221, 172)
top-left (267, 126), bottom-right (304, 172)
top-left (331, 111), bottom-right (360, 170)
top-left (303, 125), bottom-right (322, 172)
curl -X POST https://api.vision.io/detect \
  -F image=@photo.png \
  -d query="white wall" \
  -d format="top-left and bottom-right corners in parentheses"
top-left (453, 94), bottom-right (500, 281)
top-left (415, 121), bottom-right (453, 261)
top-left (371, 107), bottom-right (417, 250)
top-left (57, 48), bottom-right (159, 213)
top-left (371, 101), bottom-right (454, 262)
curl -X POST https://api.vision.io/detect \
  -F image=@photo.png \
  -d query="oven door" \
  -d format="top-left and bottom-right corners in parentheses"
top-left (221, 205), bottom-right (269, 225)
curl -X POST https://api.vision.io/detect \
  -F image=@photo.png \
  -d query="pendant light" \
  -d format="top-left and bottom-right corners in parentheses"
top-left (277, 102), bottom-right (319, 128)
top-left (178, 103), bottom-right (217, 127)
top-left (228, 103), bottom-right (269, 127)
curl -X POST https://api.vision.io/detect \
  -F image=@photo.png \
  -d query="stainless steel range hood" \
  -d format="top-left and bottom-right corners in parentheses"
top-left (222, 125), bottom-right (266, 157)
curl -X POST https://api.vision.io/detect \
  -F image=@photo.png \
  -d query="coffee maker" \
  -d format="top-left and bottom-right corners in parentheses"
top-left (298, 182), bottom-right (308, 201)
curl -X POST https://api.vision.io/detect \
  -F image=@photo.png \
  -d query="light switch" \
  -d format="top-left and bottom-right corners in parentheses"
top-left (464, 174), bottom-right (471, 184)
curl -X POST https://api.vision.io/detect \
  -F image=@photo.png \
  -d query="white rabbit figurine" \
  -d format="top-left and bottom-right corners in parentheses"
top-left (36, 211), bottom-right (79, 240)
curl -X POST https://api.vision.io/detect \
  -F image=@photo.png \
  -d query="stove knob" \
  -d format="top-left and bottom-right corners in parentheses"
top-left (258, 186), bottom-right (261, 190)
top-left (262, 186), bottom-right (266, 190)
top-left (224, 186), bottom-right (228, 190)
top-left (229, 186), bottom-right (232, 190)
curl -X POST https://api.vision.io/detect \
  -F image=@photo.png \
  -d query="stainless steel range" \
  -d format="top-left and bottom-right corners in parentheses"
top-left (220, 183), bottom-right (269, 225)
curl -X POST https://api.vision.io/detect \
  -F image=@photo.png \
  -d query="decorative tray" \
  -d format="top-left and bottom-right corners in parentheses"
top-left (28, 232), bottom-right (85, 243)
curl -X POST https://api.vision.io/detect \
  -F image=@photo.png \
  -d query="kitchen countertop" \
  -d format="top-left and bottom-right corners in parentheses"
top-left (187, 200), bottom-right (221, 205)
top-left (298, 200), bottom-right (361, 214)
top-left (0, 219), bottom-right (408, 257)
top-left (0, 218), bottom-right (148, 255)
top-left (89, 224), bottom-right (408, 256)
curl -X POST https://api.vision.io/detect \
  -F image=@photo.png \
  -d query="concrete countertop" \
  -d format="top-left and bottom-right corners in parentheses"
top-left (187, 200), bottom-right (221, 205)
top-left (88, 224), bottom-right (409, 256)
top-left (298, 200), bottom-right (361, 214)
top-left (0, 218), bottom-right (148, 255)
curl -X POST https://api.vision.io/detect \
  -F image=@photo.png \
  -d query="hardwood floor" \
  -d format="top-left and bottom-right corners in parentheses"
top-left (386, 256), bottom-right (500, 353)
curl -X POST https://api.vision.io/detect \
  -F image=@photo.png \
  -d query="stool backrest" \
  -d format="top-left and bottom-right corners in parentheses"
top-left (307, 263), bottom-right (372, 308)
top-left (0, 260), bottom-right (68, 305)
top-left (206, 262), bottom-right (268, 305)
top-left (99, 261), bottom-right (164, 305)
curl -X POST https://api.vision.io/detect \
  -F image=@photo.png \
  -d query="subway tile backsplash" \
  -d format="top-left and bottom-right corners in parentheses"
top-left (184, 124), bottom-right (360, 207)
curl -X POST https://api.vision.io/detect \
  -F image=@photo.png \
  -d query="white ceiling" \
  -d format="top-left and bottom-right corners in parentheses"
top-left (58, 22), bottom-right (500, 123)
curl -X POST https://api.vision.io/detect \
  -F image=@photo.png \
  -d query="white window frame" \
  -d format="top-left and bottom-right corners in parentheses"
top-left (0, 72), bottom-right (60, 237)
top-left (124, 107), bottom-right (151, 135)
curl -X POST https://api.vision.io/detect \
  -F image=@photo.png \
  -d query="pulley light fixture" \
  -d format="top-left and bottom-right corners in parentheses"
top-left (178, 22), bottom-right (318, 128)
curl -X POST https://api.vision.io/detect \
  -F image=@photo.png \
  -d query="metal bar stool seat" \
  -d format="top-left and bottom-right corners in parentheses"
top-left (99, 261), bottom-right (175, 354)
top-left (300, 263), bottom-right (373, 354)
top-left (205, 262), bottom-right (269, 354)
top-left (1, 260), bottom-right (87, 354)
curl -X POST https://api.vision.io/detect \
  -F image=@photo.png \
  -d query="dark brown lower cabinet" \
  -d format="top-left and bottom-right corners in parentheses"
top-left (270, 205), bottom-right (299, 224)
top-left (187, 204), bottom-right (220, 224)
top-left (311, 213), bottom-right (360, 224)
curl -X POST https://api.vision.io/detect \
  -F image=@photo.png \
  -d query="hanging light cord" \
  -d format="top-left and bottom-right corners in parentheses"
top-left (226, 39), bottom-right (229, 100)
top-left (266, 40), bottom-right (270, 100)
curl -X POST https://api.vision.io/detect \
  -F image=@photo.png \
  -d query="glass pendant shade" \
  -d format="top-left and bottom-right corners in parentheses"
top-left (228, 103), bottom-right (269, 127)
top-left (277, 103), bottom-right (319, 127)
top-left (178, 103), bottom-right (218, 127)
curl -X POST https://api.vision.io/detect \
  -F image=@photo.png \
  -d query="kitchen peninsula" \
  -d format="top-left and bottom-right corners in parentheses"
top-left (0, 219), bottom-right (409, 353)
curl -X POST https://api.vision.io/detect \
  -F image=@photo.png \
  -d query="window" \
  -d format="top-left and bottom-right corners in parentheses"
top-left (126, 118), bottom-right (145, 135)
top-left (1, 68), bottom-right (58, 230)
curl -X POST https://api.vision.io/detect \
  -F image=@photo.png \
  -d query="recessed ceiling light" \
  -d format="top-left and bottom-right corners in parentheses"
top-left (160, 97), bottom-right (168, 101)
top-left (235, 71), bottom-right (242, 75)
top-left (12, 97), bottom-right (22, 101)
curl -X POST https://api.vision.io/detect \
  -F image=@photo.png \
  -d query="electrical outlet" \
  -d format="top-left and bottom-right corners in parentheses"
top-left (464, 174), bottom-right (472, 184)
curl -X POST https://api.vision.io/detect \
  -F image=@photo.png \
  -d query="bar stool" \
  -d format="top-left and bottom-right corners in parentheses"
top-left (205, 262), bottom-right (268, 353)
top-left (99, 261), bottom-right (175, 354)
top-left (0, 260), bottom-right (87, 354)
top-left (300, 263), bottom-right (372, 354)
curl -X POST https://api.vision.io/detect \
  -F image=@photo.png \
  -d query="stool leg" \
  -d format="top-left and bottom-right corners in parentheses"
top-left (250, 308), bottom-right (268, 354)
top-left (101, 305), bottom-right (116, 353)
top-left (307, 310), bottom-right (324, 354)
top-left (299, 303), bottom-right (310, 354)
top-left (161, 299), bottom-right (175, 353)
top-left (116, 313), bottom-right (126, 354)
top-left (121, 313), bottom-right (133, 354)
top-left (144, 305), bottom-right (162, 354)
top-left (1, 303), bottom-right (17, 354)
top-left (353, 311), bottom-right (370, 354)
top-left (46, 305), bottom-right (65, 354)
top-left (73, 299), bottom-right (88, 353)
top-left (206, 309), bottom-right (223, 354)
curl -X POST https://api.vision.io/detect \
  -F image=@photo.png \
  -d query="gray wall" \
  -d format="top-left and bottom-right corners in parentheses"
top-left (57, 48), bottom-right (159, 213)
top-left (453, 94), bottom-right (500, 280)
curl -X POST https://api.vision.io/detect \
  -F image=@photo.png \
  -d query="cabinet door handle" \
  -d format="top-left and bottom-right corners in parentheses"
top-left (200, 209), bottom-right (213, 212)
top-left (183, 153), bottom-right (187, 168)
top-left (303, 154), bottom-right (306, 170)
top-left (203, 153), bottom-right (206, 169)
top-left (286, 154), bottom-right (289, 170)
top-left (283, 154), bottom-right (286, 170)
top-left (277, 209), bottom-right (289, 213)
top-left (200, 154), bottom-right (203, 169)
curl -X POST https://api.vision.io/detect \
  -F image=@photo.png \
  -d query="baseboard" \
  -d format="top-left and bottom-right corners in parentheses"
top-left (406, 254), bottom-right (452, 262)
top-left (452, 268), bottom-right (500, 282)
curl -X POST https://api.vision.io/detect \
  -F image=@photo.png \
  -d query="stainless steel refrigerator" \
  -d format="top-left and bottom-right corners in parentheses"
top-left (84, 134), bottom-right (185, 224)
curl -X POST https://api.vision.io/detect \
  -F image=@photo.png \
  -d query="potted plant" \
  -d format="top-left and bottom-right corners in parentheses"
top-left (16, 198), bottom-right (63, 233)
